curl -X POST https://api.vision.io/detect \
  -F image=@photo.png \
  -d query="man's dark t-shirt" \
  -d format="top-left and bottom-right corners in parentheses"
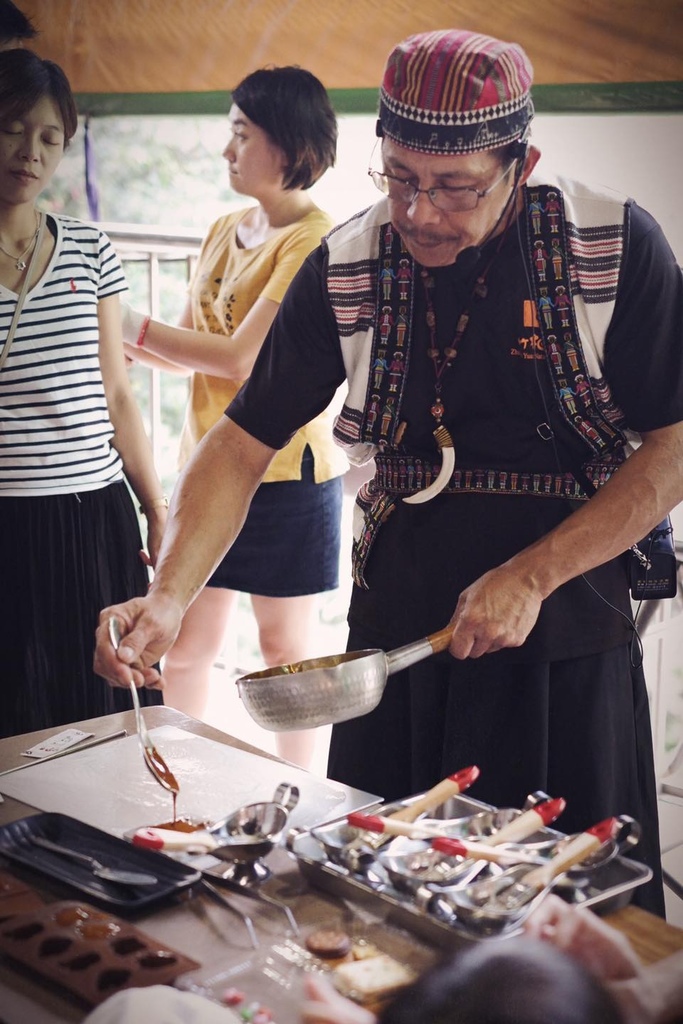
top-left (229, 203), bottom-right (683, 659)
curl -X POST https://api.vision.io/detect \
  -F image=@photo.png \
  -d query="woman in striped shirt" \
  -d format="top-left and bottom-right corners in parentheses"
top-left (0, 49), bottom-right (166, 737)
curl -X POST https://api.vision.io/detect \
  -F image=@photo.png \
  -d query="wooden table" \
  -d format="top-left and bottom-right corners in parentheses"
top-left (604, 905), bottom-right (683, 965)
top-left (0, 708), bottom-right (681, 1022)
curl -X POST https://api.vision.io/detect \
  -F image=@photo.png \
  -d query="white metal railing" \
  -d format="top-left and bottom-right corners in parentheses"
top-left (105, 223), bottom-right (201, 469)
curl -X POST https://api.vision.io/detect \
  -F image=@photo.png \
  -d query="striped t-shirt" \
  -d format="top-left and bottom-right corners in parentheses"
top-left (0, 214), bottom-right (127, 496)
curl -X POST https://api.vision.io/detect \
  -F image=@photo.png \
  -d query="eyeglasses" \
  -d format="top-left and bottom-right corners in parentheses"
top-left (368, 159), bottom-right (518, 213)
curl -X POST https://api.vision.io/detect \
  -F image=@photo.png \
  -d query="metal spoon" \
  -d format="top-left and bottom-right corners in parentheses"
top-left (442, 816), bottom-right (620, 935)
top-left (29, 835), bottom-right (158, 887)
top-left (108, 617), bottom-right (180, 797)
top-left (482, 816), bottom-right (620, 913)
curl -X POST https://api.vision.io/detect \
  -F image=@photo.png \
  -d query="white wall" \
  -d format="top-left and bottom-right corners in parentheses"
top-left (531, 113), bottom-right (683, 264)
top-left (532, 113), bottom-right (683, 539)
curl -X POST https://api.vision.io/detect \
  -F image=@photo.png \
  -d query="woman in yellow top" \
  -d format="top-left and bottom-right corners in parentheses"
top-left (124, 67), bottom-right (347, 767)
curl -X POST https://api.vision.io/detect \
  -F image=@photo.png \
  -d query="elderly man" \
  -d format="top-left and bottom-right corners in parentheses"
top-left (96, 30), bottom-right (683, 914)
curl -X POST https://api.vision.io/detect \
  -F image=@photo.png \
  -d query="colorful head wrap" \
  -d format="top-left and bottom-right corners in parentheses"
top-left (377, 29), bottom-right (534, 154)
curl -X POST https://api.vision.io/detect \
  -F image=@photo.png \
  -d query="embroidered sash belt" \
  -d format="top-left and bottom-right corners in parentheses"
top-left (351, 454), bottom-right (619, 589)
top-left (372, 452), bottom-right (617, 498)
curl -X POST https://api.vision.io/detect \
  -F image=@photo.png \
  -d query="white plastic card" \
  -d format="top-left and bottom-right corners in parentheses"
top-left (22, 728), bottom-right (94, 759)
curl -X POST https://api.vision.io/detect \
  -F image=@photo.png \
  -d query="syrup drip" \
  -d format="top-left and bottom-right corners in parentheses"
top-left (145, 747), bottom-right (180, 821)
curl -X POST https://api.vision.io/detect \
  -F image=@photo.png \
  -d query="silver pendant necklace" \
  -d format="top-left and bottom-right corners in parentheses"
top-left (0, 212), bottom-right (40, 271)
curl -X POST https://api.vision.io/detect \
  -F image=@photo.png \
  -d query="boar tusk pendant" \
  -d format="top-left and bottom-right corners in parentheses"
top-left (404, 425), bottom-right (455, 504)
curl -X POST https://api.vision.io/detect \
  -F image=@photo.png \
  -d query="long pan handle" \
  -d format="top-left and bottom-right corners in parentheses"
top-left (427, 625), bottom-right (456, 653)
top-left (385, 624), bottom-right (453, 676)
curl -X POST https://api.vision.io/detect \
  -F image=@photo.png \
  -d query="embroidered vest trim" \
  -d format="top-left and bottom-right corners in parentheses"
top-left (325, 181), bottom-right (638, 587)
top-left (522, 183), bottom-right (626, 458)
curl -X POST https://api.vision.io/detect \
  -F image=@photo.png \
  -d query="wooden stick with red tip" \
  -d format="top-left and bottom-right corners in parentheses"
top-left (348, 812), bottom-right (463, 840)
top-left (451, 818), bottom-right (622, 919)
top-left (429, 836), bottom-right (543, 866)
top-left (430, 798), bottom-right (566, 865)
top-left (345, 765), bottom-right (480, 851)
top-left (516, 816), bottom-right (620, 893)
top-left (347, 795), bottom-right (565, 845)
top-left (482, 797), bottom-right (566, 846)
top-left (385, 765), bottom-right (480, 824)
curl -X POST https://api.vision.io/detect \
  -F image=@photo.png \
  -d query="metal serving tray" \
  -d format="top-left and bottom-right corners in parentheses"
top-left (286, 792), bottom-right (652, 949)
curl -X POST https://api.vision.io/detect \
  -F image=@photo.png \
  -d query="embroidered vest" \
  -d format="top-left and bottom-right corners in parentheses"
top-left (324, 176), bottom-right (640, 585)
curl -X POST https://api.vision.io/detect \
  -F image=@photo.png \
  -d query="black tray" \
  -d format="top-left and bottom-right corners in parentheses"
top-left (0, 813), bottom-right (201, 911)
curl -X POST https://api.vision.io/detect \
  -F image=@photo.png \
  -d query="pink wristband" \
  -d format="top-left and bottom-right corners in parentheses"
top-left (136, 315), bottom-right (151, 347)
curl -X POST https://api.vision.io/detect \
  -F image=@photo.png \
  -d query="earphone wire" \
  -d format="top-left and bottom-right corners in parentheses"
top-left (512, 207), bottom-right (644, 667)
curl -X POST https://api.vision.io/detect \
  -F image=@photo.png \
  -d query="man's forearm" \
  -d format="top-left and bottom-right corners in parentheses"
top-left (149, 416), bottom-right (276, 613)
top-left (448, 421), bottom-right (683, 658)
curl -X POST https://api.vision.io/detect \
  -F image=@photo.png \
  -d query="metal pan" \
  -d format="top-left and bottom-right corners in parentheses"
top-left (235, 625), bottom-right (454, 732)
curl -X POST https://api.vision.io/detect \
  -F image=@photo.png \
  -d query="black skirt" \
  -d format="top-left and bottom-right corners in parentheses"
top-left (0, 481), bottom-right (162, 740)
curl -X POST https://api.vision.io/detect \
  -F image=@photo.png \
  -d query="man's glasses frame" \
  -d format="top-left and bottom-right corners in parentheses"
top-left (367, 158), bottom-right (519, 213)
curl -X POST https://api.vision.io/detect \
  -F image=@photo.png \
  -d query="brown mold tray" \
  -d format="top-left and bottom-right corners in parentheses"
top-left (0, 870), bottom-right (45, 921)
top-left (0, 900), bottom-right (199, 1007)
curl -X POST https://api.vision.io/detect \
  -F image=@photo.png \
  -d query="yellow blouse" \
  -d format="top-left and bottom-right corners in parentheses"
top-left (179, 207), bottom-right (347, 483)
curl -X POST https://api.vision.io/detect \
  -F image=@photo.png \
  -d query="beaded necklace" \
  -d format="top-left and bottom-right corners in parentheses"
top-left (419, 221), bottom-right (512, 430)
top-left (420, 264), bottom-right (486, 427)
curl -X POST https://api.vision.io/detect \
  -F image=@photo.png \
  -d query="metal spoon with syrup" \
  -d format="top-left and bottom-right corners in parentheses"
top-left (108, 617), bottom-right (180, 814)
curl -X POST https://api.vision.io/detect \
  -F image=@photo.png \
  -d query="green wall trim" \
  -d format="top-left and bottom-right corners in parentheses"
top-left (531, 82), bottom-right (683, 112)
top-left (76, 82), bottom-right (683, 118)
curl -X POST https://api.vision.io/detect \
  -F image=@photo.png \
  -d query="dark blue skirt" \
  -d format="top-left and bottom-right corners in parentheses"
top-left (207, 448), bottom-right (343, 597)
